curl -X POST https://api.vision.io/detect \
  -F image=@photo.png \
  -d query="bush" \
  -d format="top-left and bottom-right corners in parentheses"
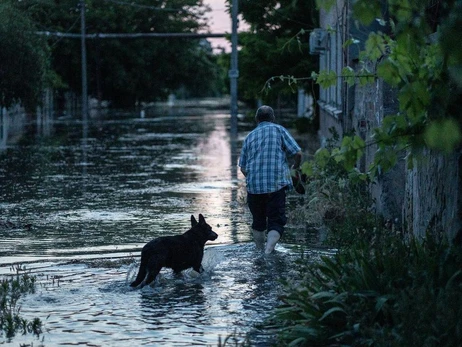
top-left (270, 234), bottom-right (462, 346)
top-left (290, 127), bottom-right (376, 248)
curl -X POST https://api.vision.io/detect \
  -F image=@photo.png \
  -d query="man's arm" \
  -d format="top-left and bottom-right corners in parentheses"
top-left (292, 151), bottom-right (302, 170)
top-left (240, 167), bottom-right (247, 177)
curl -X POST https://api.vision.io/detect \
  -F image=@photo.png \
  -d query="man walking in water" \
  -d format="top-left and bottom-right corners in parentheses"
top-left (239, 105), bottom-right (302, 254)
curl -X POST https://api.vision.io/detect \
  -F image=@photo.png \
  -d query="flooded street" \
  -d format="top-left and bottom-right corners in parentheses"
top-left (0, 105), bottom-right (327, 346)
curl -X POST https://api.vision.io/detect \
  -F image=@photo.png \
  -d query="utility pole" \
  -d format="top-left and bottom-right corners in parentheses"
top-left (80, 0), bottom-right (88, 137)
top-left (229, 0), bottom-right (239, 133)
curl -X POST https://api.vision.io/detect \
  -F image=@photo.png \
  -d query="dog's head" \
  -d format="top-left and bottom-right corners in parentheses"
top-left (191, 214), bottom-right (218, 241)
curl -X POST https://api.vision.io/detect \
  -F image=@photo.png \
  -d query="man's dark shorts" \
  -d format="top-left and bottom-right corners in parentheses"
top-left (247, 187), bottom-right (287, 235)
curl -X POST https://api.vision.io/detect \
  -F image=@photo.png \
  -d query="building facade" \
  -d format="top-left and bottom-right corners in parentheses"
top-left (314, 0), bottom-right (461, 240)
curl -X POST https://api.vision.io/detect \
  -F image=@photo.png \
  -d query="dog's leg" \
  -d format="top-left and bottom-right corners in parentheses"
top-left (192, 263), bottom-right (204, 274)
top-left (144, 257), bottom-right (163, 286)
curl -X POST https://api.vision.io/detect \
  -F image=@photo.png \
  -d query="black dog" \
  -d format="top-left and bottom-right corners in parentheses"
top-left (130, 214), bottom-right (218, 288)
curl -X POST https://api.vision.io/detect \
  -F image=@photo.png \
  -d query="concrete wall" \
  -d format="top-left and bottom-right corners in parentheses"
top-left (404, 150), bottom-right (461, 240)
top-left (0, 104), bottom-right (28, 150)
top-left (0, 88), bottom-right (61, 150)
top-left (351, 70), bottom-right (459, 239)
top-left (352, 70), bottom-right (404, 224)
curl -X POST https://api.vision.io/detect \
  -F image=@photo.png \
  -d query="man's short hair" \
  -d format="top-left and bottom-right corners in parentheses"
top-left (255, 105), bottom-right (275, 123)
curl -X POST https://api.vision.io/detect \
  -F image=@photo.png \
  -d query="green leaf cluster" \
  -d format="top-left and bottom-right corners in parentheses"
top-left (301, 131), bottom-right (367, 181)
top-left (352, 0), bottom-right (382, 26)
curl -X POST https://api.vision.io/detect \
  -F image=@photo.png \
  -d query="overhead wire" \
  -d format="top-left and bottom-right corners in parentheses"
top-left (100, 0), bottom-right (188, 12)
top-left (34, 0), bottom-right (226, 43)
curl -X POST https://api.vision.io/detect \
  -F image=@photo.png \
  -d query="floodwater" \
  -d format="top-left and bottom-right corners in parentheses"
top-left (0, 104), bottom-right (329, 346)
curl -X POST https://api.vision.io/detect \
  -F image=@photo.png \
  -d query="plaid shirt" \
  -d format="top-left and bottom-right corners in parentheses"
top-left (239, 121), bottom-right (301, 194)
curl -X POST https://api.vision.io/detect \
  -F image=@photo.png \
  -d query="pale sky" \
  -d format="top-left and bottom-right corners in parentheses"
top-left (203, 0), bottom-right (248, 53)
top-left (203, 0), bottom-right (231, 52)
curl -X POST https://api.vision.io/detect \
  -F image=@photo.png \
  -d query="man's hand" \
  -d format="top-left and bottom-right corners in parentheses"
top-left (293, 151), bottom-right (302, 170)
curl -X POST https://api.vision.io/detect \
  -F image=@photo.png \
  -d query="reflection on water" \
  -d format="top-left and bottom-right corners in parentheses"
top-left (0, 112), bottom-right (249, 262)
top-left (0, 108), bottom-right (330, 346)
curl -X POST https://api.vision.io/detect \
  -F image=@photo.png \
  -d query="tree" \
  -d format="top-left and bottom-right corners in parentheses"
top-left (0, 1), bottom-right (49, 111)
top-left (17, 0), bottom-right (222, 107)
top-left (227, 0), bottom-right (319, 106)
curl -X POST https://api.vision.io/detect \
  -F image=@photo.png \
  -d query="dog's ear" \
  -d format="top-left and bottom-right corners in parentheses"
top-left (191, 215), bottom-right (198, 227)
top-left (199, 214), bottom-right (205, 224)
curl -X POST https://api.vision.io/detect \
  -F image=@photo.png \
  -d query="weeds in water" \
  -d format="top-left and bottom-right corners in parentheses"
top-left (216, 331), bottom-right (251, 346)
top-left (1, 265), bottom-right (42, 341)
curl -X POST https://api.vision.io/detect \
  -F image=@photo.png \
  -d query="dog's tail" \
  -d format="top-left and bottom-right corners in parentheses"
top-left (130, 261), bottom-right (147, 288)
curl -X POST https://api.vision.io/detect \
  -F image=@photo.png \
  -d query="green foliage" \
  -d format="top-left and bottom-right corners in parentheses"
top-left (271, 234), bottom-right (462, 346)
top-left (342, 66), bottom-right (356, 86)
top-left (0, 1), bottom-right (50, 110)
top-left (0, 266), bottom-right (42, 341)
top-left (300, 127), bottom-right (369, 183)
top-left (231, 0), bottom-right (319, 104)
top-left (315, 70), bottom-right (337, 89)
top-left (425, 118), bottom-right (462, 153)
top-left (315, 0), bottom-right (337, 12)
top-left (352, 0), bottom-right (382, 26)
top-left (440, 0), bottom-right (462, 88)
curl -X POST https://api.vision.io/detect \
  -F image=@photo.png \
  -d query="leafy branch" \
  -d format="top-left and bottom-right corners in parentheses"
top-left (260, 75), bottom-right (313, 94)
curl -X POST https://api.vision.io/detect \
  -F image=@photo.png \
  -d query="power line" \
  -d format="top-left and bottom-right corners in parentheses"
top-left (101, 0), bottom-right (188, 12)
top-left (35, 31), bottom-right (226, 39)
